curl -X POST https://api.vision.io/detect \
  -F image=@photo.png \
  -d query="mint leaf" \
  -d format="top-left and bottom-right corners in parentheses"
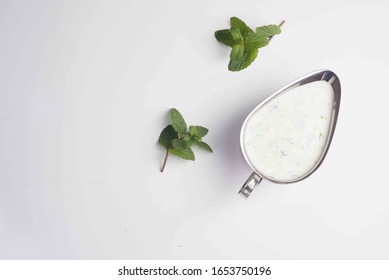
top-left (215, 17), bottom-right (284, 71)
top-left (188, 126), bottom-right (196, 136)
top-left (158, 125), bottom-right (178, 149)
top-left (230, 44), bottom-right (244, 60)
top-left (228, 49), bottom-right (258, 71)
top-left (214, 29), bottom-right (235, 47)
top-left (230, 27), bottom-right (243, 43)
top-left (256, 25), bottom-right (281, 38)
top-left (171, 138), bottom-right (188, 149)
top-left (183, 133), bottom-right (191, 142)
top-left (169, 146), bottom-right (195, 161)
top-left (193, 135), bottom-right (202, 142)
top-left (194, 141), bottom-right (213, 153)
top-left (170, 108), bottom-right (187, 134)
top-left (230, 17), bottom-right (253, 37)
top-left (159, 108), bottom-right (212, 172)
top-left (189, 126), bottom-right (208, 138)
top-left (244, 33), bottom-right (269, 51)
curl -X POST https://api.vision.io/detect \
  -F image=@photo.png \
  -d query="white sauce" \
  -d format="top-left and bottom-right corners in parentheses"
top-left (242, 81), bottom-right (334, 182)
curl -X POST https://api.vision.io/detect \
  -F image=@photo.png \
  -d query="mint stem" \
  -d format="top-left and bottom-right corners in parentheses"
top-left (160, 149), bottom-right (169, 172)
top-left (268, 20), bottom-right (285, 42)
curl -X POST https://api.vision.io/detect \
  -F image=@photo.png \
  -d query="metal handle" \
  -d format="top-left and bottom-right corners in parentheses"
top-left (238, 172), bottom-right (263, 198)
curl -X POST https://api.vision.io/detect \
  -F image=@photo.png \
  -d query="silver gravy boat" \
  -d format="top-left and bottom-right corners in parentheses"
top-left (239, 70), bottom-right (341, 198)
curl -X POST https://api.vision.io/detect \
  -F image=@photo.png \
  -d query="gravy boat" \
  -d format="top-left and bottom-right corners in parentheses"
top-left (239, 70), bottom-right (341, 198)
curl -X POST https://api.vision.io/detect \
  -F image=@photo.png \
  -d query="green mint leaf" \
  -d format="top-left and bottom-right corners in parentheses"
top-left (230, 44), bottom-right (244, 60)
top-left (158, 125), bottom-right (178, 149)
top-left (189, 126), bottom-right (208, 138)
top-left (256, 25), bottom-right (281, 38)
top-left (194, 141), bottom-right (213, 153)
top-left (188, 126), bottom-right (196, 136)
top-left (169, 146), bottom-right (195, 161)
top-left (244, 33), bottom-right (269, 51)
top-left (228, 49), bottom-right (258, 71)
top-left (230, 27), bottom-right (243, 43)
top-left (170, 108), bottom-right (187, 134)
top-left (230, 17), bottom-right (254, 37)
top-left (171, 138), bottom-right (188, 149)
top-left (159, 107), bottom-right (212, 171)
top-left (214, 29), bottom-right (235, 47)
top-left (215, 18), bottom-right (284, 72)
top-left (183, 133), bottom-right (191, 142)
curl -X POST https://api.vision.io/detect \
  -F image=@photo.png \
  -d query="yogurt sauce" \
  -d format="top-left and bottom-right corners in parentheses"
top-left (242, 80), bottom-right (334, 182)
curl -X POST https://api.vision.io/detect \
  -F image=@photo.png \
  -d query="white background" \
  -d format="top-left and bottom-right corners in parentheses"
top-left (1, 0), bottom-right (388, 259)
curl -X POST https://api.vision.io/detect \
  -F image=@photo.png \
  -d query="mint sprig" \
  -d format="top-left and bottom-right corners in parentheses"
top-left (215, 17), bottom-right (284, 71)
top-left (158, 108), bottom-right (213, 172)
